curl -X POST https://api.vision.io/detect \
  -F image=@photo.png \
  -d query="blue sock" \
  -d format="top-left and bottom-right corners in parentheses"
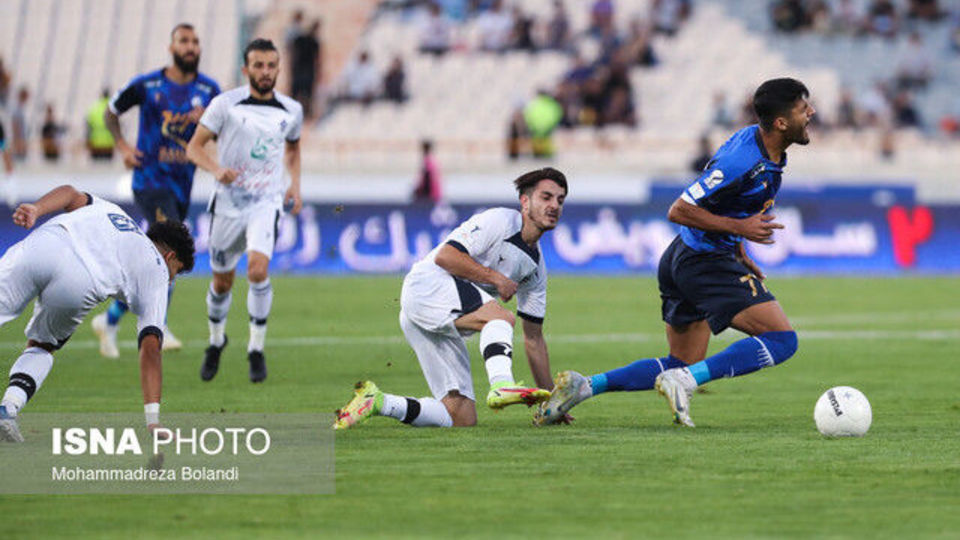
top-left (106, 301), bottom-right (128, 325)
top-left (688, 331), bottom-right (798, 385)
top-left (590, 355), bottom-right (687, 394)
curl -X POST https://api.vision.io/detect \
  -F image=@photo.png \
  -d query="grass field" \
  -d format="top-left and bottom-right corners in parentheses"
top-left (1, 276), bottom-right (959, 538)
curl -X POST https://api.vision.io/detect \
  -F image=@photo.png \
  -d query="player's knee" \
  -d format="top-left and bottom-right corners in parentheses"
top-left (759, 330), bottom-right (798, 365)
top-left (247, 265), bottom-right (268, 284)
top-left (212, 273), bottom-right (233, 294)
top-left (488, 307), bottom-right (515, 327)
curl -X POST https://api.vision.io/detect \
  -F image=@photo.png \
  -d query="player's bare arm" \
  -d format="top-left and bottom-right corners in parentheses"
top-left (434, 244), bottom-right (517, 301)
top-left (186, 124), bottom-right (238, 184)
top-left (521, 318), bottom-right (553, 390)
top-left (668, 198), bottom-right (783, 244)
top-left (103, 107), bottom-right (143, 169)
top-left (12, 185), bottom-right (90, 228)
top-left (283, 139), bottom-right (302, 215)
top-left (138, 333), bottom-right (163, 430)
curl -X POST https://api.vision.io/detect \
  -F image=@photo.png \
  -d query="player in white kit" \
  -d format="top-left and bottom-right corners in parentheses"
top-left (334, 168), bottom-right (569, 429)
top-left (186, 38), bottom-right (303, 384)
top-left (0, 185), bottom-right (195, 442)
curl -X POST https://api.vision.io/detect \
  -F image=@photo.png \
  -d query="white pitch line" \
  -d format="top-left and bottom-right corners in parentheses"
top-left (0, 329), bottom-right (957, 350)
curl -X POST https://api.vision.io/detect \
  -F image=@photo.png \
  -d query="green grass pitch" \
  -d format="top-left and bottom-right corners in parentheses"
top-left (1, 276), bottom-right (958, 538)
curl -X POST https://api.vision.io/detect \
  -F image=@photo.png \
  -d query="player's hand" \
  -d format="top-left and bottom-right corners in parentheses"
top-left (12, 203), bottom-right (38, 229)
top-left (119, 144), bottom-right (143, 169)
top-left (737, 213), bottom-right (783, 245)
top-left (285, 186), bottom-right (302, 215)
top-left (215, 167), bottom-right (240, 185)
top-left (494, 274), bottom-right (518, 302)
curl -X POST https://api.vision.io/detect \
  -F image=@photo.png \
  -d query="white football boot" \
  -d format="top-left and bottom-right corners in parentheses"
top-left (655, 367), bottom-right (697, 427)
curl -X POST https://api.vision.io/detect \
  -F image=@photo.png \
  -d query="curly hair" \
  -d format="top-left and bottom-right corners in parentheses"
top-left (146, 220), bottom-right (196, 274)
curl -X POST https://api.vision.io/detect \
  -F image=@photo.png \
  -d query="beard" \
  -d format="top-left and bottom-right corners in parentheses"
top-left (249, 73), bottom-right (276, 95)
top-left (173, 52), bottom-right (199, 74)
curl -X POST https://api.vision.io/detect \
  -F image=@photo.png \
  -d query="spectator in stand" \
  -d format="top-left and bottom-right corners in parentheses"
top-left (524, 90), bottom-right (563, 157)
top-left (588, 0), bottom-right (615, 38)
top-left (40, 104), bottom-right (64, 162)
top-left (860, 81), bottom-right (892, 127)
top-left (689, 135), bottom-right (712, 173)
top-left (544, 0), bottom-right (572, 51)
top-left (596, 23), bottom-right (624, 65)
top-left (579, 72), bottom-right (607, 127)
top-left (833, 0), bottom-right (866, 35)
top-left (343, 51), bottom-right (380, 105)
top-left (412, 139), bottom-right (443, 203)
top-left (601, 58), bottom-right (637, 127)
top-left (0, 57), bottom-right (10, 108)
top-left (892, 91), bottom-right (921, 128)
top-left (867, 0), bottom-right (899, 38)
top-left (507, 104), bottom-right (528, 160)
top-left (651, 0), bottom-right (690, 37)
top-left (511, 6), bottom-right (536, 52)
top-left (291, 19), bottom-right (322, 118)
top-left (907, 0), bottom-right (941, 22)
top-left (623, 17), bottom-right (658, 67)
top-left (419, 2), bottom-right (453, 56)
top-left (284, 10), bottom-right (304, 55)
top-left (85, 88), bottom-right (115, 160)
top-left (807, 0), bottom-right (832, 34)
top-left (771, 0), bottom-right (808, 33)
top-left (835, 87), bottom-right (859, 129)
top-left (896, 32), bottom-right (932, 90)
top-left (10, 87), bottom-right (29, 161)
top-left (384, 56), bottom-right (407, 104)
top-left (710, 91), bottom-right (734, 129)
top-left (476, 0), bottom-right (514, 53)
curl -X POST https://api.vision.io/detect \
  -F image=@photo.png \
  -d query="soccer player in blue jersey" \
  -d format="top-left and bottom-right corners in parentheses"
top-left (535, 78), bottom-right (815, 427)
top-left (91, 23), bottom-right (220, 358)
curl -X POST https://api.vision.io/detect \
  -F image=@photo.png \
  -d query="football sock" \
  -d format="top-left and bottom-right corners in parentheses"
top-left (106, 300), bottom-right (128, 326)
top-left (2, 347), bottom-right (54, 415)
top-left (590, 355), bottom-right (687, 394)
top-left (247, 279), bottom-right (272, 352)
top-left (687, 331), bottom-right (799, 385)
top-left (480, 319), bottom-right (514, 385)
top-left (380, 394), bottom-right (453, 427)
top-left (206, 284), bottom-right (232, 347)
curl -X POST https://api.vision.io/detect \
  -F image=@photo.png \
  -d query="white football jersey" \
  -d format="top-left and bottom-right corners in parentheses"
top-left (410, 207), bottom-right (548, 322)
top-left (199, 86), bottom-right (303, 216)
top-left (41, 196), bottom-right (169, 334)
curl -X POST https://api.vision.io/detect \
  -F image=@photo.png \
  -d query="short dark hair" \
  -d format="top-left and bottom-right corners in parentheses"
top-left (147, 221), bottom-right (196, 274)
top-left (170, 23), bottom-right (195, 40)
top-left (753, 78), bottom-right (809, 131)
top-left (513, 167), bottom-right (568, 197)
top-left (243, 38), bottom-right (278, 65)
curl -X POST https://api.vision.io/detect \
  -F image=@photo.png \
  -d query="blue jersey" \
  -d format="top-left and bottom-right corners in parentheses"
top-left (678, 125), bottom-right (786, 252)
top-left (110, 68), bottom-right (220, 203)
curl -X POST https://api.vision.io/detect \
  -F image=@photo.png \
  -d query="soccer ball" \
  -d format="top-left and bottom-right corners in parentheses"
top-left (813, 386), bottom-right (872, 437)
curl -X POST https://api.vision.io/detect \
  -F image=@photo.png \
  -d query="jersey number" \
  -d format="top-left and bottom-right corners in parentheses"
top-left (740, 274), bottom-right (768, 297)
top-left (108, 213), bottom-right (139, 232)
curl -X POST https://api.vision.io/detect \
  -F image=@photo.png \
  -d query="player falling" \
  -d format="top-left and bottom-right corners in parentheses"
top-left (186, 39), bottom-right (303, 383)
top-left (92, 23), bottom-right (220, 358)
top-left (0, 186), bottom-right (195, 442)
top-left (334, 169), bottom-right (569, 429)
top-left (536, 78), bottom-right (814, 427)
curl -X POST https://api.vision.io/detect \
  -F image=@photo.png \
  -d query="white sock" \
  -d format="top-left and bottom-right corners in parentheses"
top-left (3, 347), bottom-right (54, 415)
top-left (480, 319), bottom-right (514, 385)
top-left (248, 279), bottom-right (272, 352)
top-left (248, 322), bottom-right (267, 352)
top-left (207, 284), bottom-right (231, 347)
top-left (379, 394), bottom-right (452, 427)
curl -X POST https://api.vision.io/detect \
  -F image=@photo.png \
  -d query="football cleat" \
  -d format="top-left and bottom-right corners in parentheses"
top-left (200, 336), bottom-right (228, 382)
top-left (161, 326), bottom-right (183, 351)
top-left (248, 350), bottom-right (267, 383)
top-left (655, 368), bottom-right (697, 427)
top-left (333, 381), bottom-right (383, 430)
top-left (533, 371), bottom-right (590, 426)
top-left (486, 381), bottom-right (551, 410)
top-left (0, 405), bottom-right (24, 443)
top-left (91, 313), bottom-right (120, 359)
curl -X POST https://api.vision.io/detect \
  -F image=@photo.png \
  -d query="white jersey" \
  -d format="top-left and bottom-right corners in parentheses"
top-left (409, 207), bottom-right (548, 322)
top-left (41, 196), bottom-right (169, 333)
top-left (199, 86), bottom-right (303, 217)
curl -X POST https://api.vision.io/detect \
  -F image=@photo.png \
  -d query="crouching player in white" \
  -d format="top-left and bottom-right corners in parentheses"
top-left (334, 168), bottom-right (569, 429)
top-left (0, 185), bottom-right (195, 442)
top-left (186, 38), bottom-right (303, 384)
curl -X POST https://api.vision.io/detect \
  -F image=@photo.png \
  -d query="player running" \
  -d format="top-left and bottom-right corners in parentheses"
top-left (0, 185), bottom-right (195, 442)
top-left (186, 39), bottom-right (303, 384)
top-left (535, 78), bottom-right (813, 427)
top-left (91, 23), bottom-right (220, 358)
top-left (334, 168), bottom-right (568, 429)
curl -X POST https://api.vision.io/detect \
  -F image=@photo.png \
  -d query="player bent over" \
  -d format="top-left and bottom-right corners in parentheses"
top-left (0, 186), bottom-right (195, 442)
top-left (334, 168), bottom-right (569, 429)
top-left (536, 78), bottom-right (813, 427)
top-left (186, 39), bottom-right (303, 384)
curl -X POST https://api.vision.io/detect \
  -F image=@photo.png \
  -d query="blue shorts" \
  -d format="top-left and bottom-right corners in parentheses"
top-left (133, 189), bottom-right (189, 224)
top-left (658, 235), bottom-right (776, 334)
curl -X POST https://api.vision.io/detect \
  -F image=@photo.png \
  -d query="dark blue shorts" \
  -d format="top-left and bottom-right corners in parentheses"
top-left (658, 235), bottom-right (776, 334)
top-left (133, 189), bottom-right (189, 224)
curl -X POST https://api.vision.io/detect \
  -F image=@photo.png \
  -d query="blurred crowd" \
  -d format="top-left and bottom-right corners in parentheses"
top-left (770, 0), bottom-right (947, 37)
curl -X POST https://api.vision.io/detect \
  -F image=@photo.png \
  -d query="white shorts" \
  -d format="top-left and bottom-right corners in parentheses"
top-left (208, 206), bottom-right (281, 273)
top-left (399, 271), bottom-right (494, 401)
top-left (0, 227), bottom-right (100, 348)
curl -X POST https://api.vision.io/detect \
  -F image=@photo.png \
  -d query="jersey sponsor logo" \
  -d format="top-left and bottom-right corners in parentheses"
top-left (250, 136), bottom-right (280, 160)
top-left (108, 213), bottom-right (140, 232)
top-left (703, 169), bottom-right (724, 189)
top-left (161, 110), bottom-right (201, 149)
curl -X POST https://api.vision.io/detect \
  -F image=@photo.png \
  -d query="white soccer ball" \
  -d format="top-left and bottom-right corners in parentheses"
top-left (814, 386), bottom-right (872, 437)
